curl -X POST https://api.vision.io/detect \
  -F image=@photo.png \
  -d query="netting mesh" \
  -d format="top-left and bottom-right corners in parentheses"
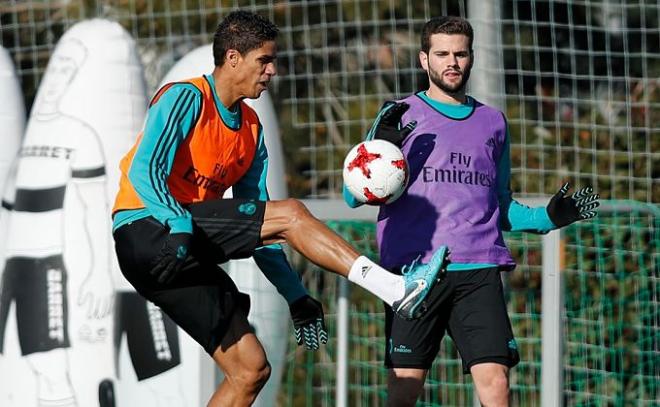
top-left (2, 0), bottom-right (657, 200)
top-left (562, 205), bottom-right (659, 406)
top-left (283, 209), bottom-right (658, 406)
top-left (502, 1), bottom-right (659, 204)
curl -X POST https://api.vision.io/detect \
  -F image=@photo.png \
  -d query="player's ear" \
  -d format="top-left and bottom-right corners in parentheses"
top-left (226, 49), bottom-right (240, 67)
top-left (419, 51), bottom-right (428, 71)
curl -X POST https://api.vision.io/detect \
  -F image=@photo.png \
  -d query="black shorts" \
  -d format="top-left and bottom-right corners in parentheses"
top-left (0, 255), bottom-right (70, 355)
top-left (113, 198), bottom-right (261, 355)
top-left (114, 291), bottom-right (181, 381)
top-left (385, 267), bottom-right (519, 374)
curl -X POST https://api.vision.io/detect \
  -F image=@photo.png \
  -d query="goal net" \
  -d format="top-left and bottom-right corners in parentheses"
top-left (282, 209), bottom-right (657, 406)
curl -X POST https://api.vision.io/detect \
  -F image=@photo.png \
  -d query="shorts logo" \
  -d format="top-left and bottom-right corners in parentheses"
top-left (508, 339), bottom-right (518, 350)
top-left (238, 202), bottom-right (257, 216)
top-left (389, 339), bottom-right (413, 354)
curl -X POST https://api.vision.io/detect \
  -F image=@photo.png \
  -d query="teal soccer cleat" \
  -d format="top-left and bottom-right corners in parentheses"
top-left (392, 246), bottom-right (450, 320)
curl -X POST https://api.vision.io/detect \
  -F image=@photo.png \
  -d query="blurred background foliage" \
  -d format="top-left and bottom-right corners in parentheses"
top-left (1, 0), bottom-right (658, 202)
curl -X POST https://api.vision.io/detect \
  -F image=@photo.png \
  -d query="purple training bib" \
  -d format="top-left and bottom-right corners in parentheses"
top-left (376, 94), bottom-right (516, 269)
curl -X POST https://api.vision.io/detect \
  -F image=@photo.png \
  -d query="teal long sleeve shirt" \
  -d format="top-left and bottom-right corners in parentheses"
top-left (113, 74), bottom-right (307, 303)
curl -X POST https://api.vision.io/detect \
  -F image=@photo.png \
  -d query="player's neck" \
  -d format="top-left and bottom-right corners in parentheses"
top-left (425, 86), bottom-right (467, 105)
top-left (212, 67), bottom-right (243, 110)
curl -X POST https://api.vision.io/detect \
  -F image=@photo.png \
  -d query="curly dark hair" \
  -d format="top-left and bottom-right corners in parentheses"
top-left (213, 10), bottom-right (279, 66)
top-left (421, 16), bottom-right (473, 54)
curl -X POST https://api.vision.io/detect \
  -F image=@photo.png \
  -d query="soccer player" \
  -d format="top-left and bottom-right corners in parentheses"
top-left (344, 16), bottom-right (600, 407)
top-left (111, 11), bottom-right (449, 406)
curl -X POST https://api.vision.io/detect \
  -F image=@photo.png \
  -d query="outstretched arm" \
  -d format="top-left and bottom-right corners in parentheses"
top-left (497, 127), bottom-right (599, 233)
top-left (497, 127), bottom-right (558, 234)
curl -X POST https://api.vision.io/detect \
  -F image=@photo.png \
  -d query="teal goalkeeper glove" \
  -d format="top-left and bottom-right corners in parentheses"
top-left (546, 182), bottom-right (600, 228)
top-left (289, 295), bottom-right (328, 350)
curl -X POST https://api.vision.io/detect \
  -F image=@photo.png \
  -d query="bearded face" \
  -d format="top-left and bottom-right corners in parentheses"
top-left (420, 33), bottom-right (473, 99)
top-left (427, 56), bottom-right (471, 94)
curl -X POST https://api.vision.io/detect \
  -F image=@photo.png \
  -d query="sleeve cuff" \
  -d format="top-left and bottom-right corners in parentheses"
top-left (167, 215), bottom-right (193, 234)
top-left (508, 200), bottom-right (556, 233)
top-left (543, 207), bottom-right (559, 230)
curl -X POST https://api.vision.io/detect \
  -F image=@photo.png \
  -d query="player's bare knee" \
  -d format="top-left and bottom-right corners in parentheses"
top-left (488, 373), bottom-right (509, 395)
top-left (282, 198), bottom-right (312, 227)
top-left (258, 360), bottom-right (272, 384)
top-left (477, 372), bottom-right (509, 403)
top-left (241, 362), bottom-right (270, 391)
top-left (237, 360), bottom-right (271, 391)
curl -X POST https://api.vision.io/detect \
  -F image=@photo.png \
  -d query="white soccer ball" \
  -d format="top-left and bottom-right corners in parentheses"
top-left (342, 139), bottom-right (409, 205)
